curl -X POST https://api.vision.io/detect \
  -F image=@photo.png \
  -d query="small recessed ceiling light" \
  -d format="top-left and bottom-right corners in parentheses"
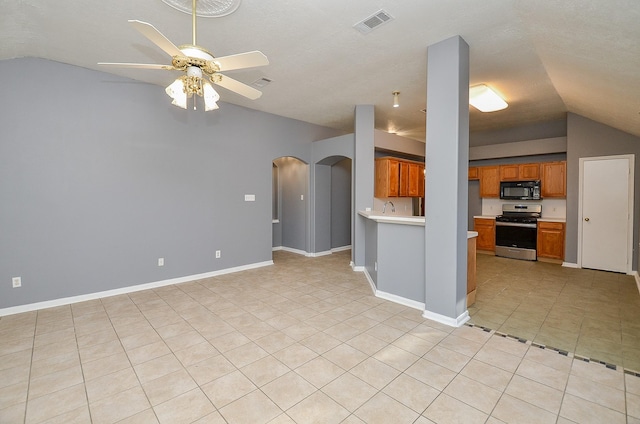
top-left (469, 84), bottom-right (508, 112)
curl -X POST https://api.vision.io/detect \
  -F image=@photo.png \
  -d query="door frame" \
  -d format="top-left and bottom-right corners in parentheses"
top-left (577, 154), bottom-right (634, 274)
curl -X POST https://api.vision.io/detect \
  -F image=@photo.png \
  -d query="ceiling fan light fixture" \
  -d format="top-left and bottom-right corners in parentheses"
top-left (160, 0), bottom-right (241, 17)
top-left (203, 81), bottom-right (220, 111)
top-left (393, 91), bottom-right (400, 108)
top-left (166, 78), bottom-right (188, 109)
top-left (469, 84), bottom-right (508, 112)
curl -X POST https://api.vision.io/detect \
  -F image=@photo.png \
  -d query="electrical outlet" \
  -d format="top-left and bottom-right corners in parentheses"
top-left (215, 250), bottom-right (221, 259)
top-left (158, 258), bottom-right (164, 266)
top-left (12, 277), bottom-right (21, 288)
top-left (300, 194), bottom-right (304, 200)
top-left (374, 262), bottom-right (378, 271)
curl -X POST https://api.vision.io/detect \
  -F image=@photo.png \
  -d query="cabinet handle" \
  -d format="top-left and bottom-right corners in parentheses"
top-left (584, 217), bottom-right (590, 222)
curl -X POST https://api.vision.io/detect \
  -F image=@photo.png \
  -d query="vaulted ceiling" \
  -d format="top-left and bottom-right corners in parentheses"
top-left (2, 0), bottom-right (639, 142)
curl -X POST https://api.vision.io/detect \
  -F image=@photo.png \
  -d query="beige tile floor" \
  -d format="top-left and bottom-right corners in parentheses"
top-left (469, 253), bottom-right (640, 372)
top-left (0, 250), bottom-right (638, 423)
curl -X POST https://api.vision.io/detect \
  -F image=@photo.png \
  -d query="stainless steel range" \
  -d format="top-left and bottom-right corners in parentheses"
top-left (495, 204), bottom-right (541, 261)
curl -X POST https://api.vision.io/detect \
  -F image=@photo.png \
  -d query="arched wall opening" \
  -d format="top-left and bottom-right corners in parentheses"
top-left (272, 156), bottom-right (309, 255)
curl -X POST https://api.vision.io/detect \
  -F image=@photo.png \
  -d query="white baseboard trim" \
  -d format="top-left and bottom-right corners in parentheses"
top-left (331, 245), bottom-right (352, 253)
top-left (272, 246), bottom-right (283, 251)
top-left (361, 268), bottom-right (376, 294)
top-left (352, 265), bottom-right (365, 272)
top-left (277, 246), bottom-right (309, 256)
top-left (376, 290), bottom-right (424, 311)
top-left (279, 245), bottom-right (352, 258)
top-left (634, 271), bottom-right (640, 295)
top-left (0, 260), bottom-right (274, 317)
top-left (562, 262), bottom-right (579, 268)
top-left (422, 309), bottom-right (470, 328)
top-left (308, 250), bottom-right (332, 258)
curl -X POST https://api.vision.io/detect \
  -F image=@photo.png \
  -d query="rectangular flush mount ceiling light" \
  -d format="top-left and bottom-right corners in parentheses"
top-left (469, 84), bottom-right (508, 112)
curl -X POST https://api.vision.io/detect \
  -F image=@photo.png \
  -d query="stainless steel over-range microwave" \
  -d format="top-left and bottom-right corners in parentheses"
top-left (500, 180), bottom-right (541, 200)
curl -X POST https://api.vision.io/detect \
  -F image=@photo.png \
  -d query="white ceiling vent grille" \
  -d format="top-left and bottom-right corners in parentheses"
top-left (354, 9), bottom-right (394, 34)
top-left (252, 77), bottom-right (272, 88)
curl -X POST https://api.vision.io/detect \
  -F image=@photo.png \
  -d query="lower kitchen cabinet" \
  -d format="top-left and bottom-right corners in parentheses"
top-left (537, 221), bottom-right (565, 260)
top-left (474, 218), bottom-right (495, 251)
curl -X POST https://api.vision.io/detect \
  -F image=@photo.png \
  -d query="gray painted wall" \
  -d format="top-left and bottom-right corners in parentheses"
top-left (0, 58), bottom-right (342, 309)
top-left (566, 113), bottom-right (640, 269)
top-left (353, 106), bottom-right (375, 267)
top-left (377, 223), bottom-right (425, 303)
top-left (424, 36), bottom-right (469, 321)
top-left (470, 119), bottom-right (567, 146)
top-left (331, 158), bottom-right (352, 249)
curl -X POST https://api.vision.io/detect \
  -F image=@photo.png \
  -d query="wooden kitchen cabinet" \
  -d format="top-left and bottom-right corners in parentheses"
top-left (474, 218), bottom-right (496, 251)
top-left (479, 166), bottom-right (500, 198)
top-left (520, 163), bottom-right (541, 180)
top-left (375, 157), bottom-right (400, 197)
top-left (375, 157), bottom-right (424, 198)
top-left (537, 221), bottom-right (565, 260)
top-left (400, 161), bottom-right (422, 197)
top-left (500, 163), bottom-right (540, 181)
top-left (499, 164), bottom-right (519, 181)
top-left (541, 161), bottom-right (566, 198)
top-left (468, 167), bottom-right (480, 180)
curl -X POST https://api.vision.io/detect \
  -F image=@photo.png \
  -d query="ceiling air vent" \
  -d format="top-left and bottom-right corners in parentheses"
top-left (252, 77), bottom-right (272, 88)
top-left (354, 9), bottom-right (394, 34)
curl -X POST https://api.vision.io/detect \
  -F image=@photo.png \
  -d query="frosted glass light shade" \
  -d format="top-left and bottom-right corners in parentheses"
top-left (203, 81), bottom-right (220, 111)
top-left (469, 84), bottom-right (507, 112)
top-left (166, 79), bottom-right (188, 109)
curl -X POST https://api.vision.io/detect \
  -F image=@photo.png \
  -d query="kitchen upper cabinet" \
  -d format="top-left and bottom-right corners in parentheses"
top-left (499, 163), bottom-right (541, 181)
top-left (499, 164), bottom-right (519, 181)
top-left (468, 167), bottom-right (480, 180)
top-left (541, 161), bottom-right (566, 198)
top-left (537, 221), bottom-right (565, 260)
top-left (375, 157), bottom-right (400, 197)
top-left (479, 166), bottom-right (500, 198)
top-left (520, 163), bottom-right (541, 180)
top-left (474, 218), bottom-right (496, 251)
top-left (375, 157), bottom-right (424, 198)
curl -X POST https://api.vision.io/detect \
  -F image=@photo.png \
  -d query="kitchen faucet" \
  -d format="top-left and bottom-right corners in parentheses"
top-left (382, 201), bottom-right (395, 214)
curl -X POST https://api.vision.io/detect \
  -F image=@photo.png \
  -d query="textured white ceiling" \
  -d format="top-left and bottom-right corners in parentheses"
top-left (2, 0), bottom-right (639, 141)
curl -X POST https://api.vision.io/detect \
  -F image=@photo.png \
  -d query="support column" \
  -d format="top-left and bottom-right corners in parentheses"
top-left (353, 105), bottom-right (375, 268)
top-left (423, 36), bottom-right (470, 326)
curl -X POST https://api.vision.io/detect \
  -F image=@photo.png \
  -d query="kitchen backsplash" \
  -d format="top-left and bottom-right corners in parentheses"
top-left (373, 197), bottom-right (414, 215)
top-left (481, 198), bottom-right (566, 219)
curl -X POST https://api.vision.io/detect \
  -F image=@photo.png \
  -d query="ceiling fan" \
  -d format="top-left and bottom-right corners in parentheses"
top-left (99, 0), bottom-right (268, 111)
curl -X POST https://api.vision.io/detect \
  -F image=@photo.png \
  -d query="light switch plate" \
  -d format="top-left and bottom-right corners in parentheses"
top-left (244, 194), bottom-right (256, 201)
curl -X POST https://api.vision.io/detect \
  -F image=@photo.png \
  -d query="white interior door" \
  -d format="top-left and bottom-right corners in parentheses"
top-left (580, 156), bottom-right (633, 273)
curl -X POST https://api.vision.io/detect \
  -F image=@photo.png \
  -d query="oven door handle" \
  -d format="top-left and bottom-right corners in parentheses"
top-left (495, 222), bottom-right (537, 229)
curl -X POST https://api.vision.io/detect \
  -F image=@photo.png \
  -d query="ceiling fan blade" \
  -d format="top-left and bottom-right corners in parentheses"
top-left (214, 74), bottom-right (263, 100)
top-left (98, 62), bottom-right (175, 70)
top-left (213, 51), bottom-right (269, 72)
top-left (128, 20), bottom-right (183, 57)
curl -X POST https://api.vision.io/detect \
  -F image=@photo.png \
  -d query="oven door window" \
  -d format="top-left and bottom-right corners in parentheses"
top-left (495, 225), bottom-right (537, 250)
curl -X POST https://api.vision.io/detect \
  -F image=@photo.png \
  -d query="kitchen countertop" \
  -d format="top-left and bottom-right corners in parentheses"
top-left (359, 211), bottom-right (478, 238)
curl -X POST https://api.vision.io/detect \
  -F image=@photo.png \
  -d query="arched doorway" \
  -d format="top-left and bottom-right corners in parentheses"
top-left (272, 156), bottom-right (309, 255)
